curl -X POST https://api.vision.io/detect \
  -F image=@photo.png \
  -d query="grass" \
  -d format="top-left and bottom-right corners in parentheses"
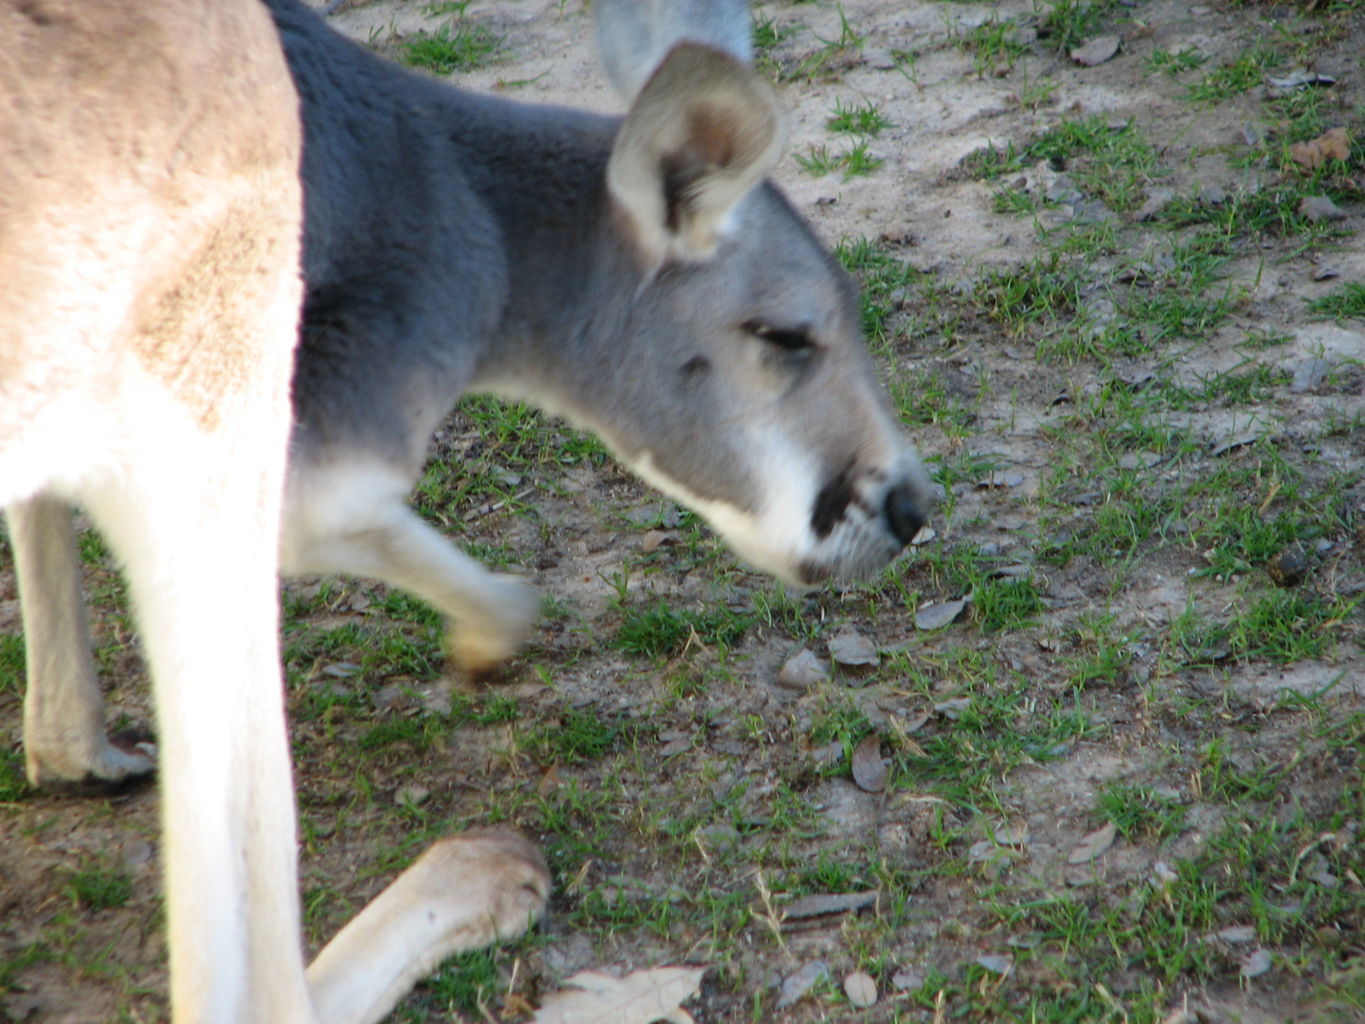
top-left (66, 867), bottom-right (134, 912)
top-left (957, 17), bottom-right (1030, 77)
top-left (826, 98), bottom-right (892, 137)
top-left (1308, 281), bottom-right (1365, 320)
top-left (963, 116), bottom-right (1161, 213)
top-left (1186, 44), bottom-right (1282, 103)
top-left (794, 140), bottom-right (883, 180)
top-left (402, 21), bottom-right (502, 73)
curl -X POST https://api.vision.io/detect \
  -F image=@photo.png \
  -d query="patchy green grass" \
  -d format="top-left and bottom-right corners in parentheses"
top-left (1308, 281), bottom-right (1365, 321)
top-left (402, 21), bottom-right (502, 73)
top-left (827, 97), bottom-right (892, 137)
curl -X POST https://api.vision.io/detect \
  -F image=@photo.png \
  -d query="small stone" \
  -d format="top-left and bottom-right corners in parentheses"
top-left (123, 839), bottom-right (154, 868)
top-left (394, 784), bottom-right (430, 807)
top-left (843, 970), bottom-right (877, 1008)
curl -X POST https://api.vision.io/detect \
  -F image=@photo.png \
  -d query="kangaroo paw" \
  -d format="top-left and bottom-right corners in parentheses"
top-left (27, 728), bottom-right (157, 795)
top-left (447, 574), bottom-right (540, 676)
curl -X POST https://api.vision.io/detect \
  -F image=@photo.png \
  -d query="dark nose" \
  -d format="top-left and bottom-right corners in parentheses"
top-left (884, 483), bottom-right (926, 547)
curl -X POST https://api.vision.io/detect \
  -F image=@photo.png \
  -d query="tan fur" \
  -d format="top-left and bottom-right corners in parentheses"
top-left (4, 3), bottom-right (548, 1022)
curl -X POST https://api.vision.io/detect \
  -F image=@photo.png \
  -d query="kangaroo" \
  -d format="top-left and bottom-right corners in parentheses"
top-left (5, 0), bottom-right (929, 1020)
top-left (18, 0), bottom-right (931, 793)
top-left (273, 0), bottom-right (929, 663)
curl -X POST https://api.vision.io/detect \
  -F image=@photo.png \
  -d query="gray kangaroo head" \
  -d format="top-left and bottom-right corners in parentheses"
top-left (563, 43), bottom-right (932, 587)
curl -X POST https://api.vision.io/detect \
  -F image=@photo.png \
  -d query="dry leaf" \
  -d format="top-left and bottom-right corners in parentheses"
top-left (778, 648), bottom-right (829, 690)
top-left (784, 890), bottom-right (878, 920)
top-left (777, 648), bottom-right (825, 688)
top-left (1210, 430), bottom-right (1263, 456)
top-left (891, 968), bottom-right (924, 991)
top-left (915, 597), bottom-right (969, 631)
top-left (975, 954), bottom-right (1013, 975)
top-left (1298, 195), bottom-right (1347, 222)
top-left (538, 763), bottom-right (562, 798)
top-left (1241, 948), bottom-right (1273, 979)
top-left (1216, 925), bottom-right (1256, 944)
top-left (1068, 822), bottom-right (1118, 864)
top-left (1289, 127), bottom-right (1351, 170)
top-left (843, 970), bottom-right (877, 1008)
top-left (977, 471), bottom-right (1025, 489)
top-left (641, 529), bottom-right (677, 553)
top-left (1070, 35), bottom-right (1120, 66)
top-left (994, 823), bottom-right (1030, 847)
top-left (829, 629), bottom-right (878, 667)
top-left (777, 961), bottom-right (830, 1009)
top-left (934, 697), bottom-right (972, 720)
top-left (532, 966), bottom-right (704, 1024)
top-left (851, 734), bottom-right (888, 793)
top-left (1267, 69), bottom-right (1335, 90)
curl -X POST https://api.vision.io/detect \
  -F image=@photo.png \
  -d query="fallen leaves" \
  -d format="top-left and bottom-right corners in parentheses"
top-left (843, 970), bottom-right (877, 1008)
top-left (1298, 195), bottom-right (1347, 223)
top-left (1070, 35), bottom-right (1120, 67)
top-left (1067, 821), bottom-right (1118, 865)
top-left (783, 890), bottom-right (879, 921)
top-left (1288, 127), bottom-right (1352, 171)
top-left (851, 734), bottom-right (888, 793)
top-left (776, 961), bottom-right (829, 1009)
top-left (1241, 948), bottom-right (1273, 979)
top-left (828, 628), bottom-right (878, 668)
top-left (531, 966), bottom-right (705, 1024)
top-left (915, 596), bottom-right (970, 631)
top-left (777, 648), bottom-right (828, 690)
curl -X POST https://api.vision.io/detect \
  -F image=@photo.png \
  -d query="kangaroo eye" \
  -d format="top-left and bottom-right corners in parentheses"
top-left (744, 320), bottom-right (814, 352)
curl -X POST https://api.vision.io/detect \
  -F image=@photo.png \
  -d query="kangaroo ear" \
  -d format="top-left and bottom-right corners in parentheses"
top-left (594, 0), bottom-right (753, 100)
top-left (607, 43), bottom-right (786, 268)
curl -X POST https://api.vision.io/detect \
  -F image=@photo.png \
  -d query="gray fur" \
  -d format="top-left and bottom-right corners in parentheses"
top-left (268, 0), bottom-right (929, 630)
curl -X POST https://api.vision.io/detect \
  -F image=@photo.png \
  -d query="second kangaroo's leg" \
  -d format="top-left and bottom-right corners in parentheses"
top-left (283, 463), bottom-right (539, 674)
top-left (10, 495), bottom-right (155, 788)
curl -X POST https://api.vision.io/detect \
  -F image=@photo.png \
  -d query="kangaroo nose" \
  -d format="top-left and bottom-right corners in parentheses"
top-left (884, 483), bottom-right (926, 547)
